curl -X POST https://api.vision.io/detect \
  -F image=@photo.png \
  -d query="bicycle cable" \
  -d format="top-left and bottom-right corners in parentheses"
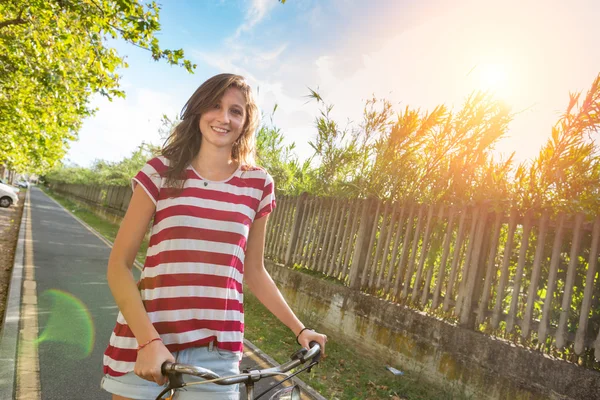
top-left (182, 371), bottom-right (290, 387)
top-left (254, 361), bottom-right (318, 400)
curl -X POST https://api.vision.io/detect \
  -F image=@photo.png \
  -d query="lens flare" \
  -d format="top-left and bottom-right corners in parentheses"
top-left (35, 289), bottom-right (95, 359)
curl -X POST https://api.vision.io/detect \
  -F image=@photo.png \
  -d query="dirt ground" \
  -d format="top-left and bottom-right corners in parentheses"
top-left (0, 190), bottom-right (25, 332)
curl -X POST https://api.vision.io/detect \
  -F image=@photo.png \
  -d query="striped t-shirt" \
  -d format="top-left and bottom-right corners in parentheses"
top-left (103, 156), bottom-right (276, 377)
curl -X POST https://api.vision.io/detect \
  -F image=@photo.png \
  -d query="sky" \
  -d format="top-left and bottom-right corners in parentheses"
top-left (65, 0), bottom-right (600, 168)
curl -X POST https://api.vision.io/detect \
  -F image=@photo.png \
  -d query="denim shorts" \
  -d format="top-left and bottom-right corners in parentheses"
top-left (101, 342), bottom-right (240, 400)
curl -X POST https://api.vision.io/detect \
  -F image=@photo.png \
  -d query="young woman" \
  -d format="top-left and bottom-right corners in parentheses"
top-left (101, 73), bottom-right (327, 400)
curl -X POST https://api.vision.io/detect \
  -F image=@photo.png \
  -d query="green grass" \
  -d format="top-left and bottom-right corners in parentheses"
top-left (244, 292), bottom-right (470, 400)
top-left (42, 187), bottom-right (469, 400)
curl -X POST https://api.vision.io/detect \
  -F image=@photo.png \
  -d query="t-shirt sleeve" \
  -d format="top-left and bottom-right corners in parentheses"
top-left (256, 172), bottom-right (276, 220)
top-left (131, 157), bottom-right (166, 205)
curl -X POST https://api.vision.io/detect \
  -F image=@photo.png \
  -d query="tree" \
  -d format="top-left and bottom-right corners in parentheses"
top-left (306, 89), bottom-right (513, 204)
top-left (0, 0), bottom-right (195, 173)
top-left (255, 114), bottom-right (313, 195)
top-left (44, 142), bottom-right (160, 186)
top-left (514, 73), bottom-right (600, 215)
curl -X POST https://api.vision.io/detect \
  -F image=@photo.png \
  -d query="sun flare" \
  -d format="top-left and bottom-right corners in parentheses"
top-left (476, 63), bottom-right (510, 96)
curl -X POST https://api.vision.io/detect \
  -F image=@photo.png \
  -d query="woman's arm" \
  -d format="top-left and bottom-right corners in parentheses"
top-left (106, 184), bottom-right (174, 384)
top-left (244, 215), bottom-right (328, 354)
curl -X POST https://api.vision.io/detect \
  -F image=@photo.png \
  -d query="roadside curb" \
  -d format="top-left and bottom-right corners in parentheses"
top-left (0, 190), bottom-right (28, 399)
top-left (243, 339), bottom-right (326, 400)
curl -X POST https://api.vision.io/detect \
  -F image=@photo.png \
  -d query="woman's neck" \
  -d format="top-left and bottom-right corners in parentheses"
top-left (192, 146), bottom-right (238, 181)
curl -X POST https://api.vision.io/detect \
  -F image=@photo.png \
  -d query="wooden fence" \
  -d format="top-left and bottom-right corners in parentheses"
top-left (266, 195), bottom-right (600, 364)
top-left (52, 183), bottom-right (133, 217)
top-left (51, 182), bottom-right (600, 365)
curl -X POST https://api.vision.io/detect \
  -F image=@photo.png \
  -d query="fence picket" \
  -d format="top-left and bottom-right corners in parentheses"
top-left (402, 205), bottom-right (426, 300)
top-left (335, 199), bottom-right (354, 277)
top-left (376, 204), bottom-right (399, 290)
top-left (556, 213), bottom-right (584, 349)
top-left (324, 199), bottom-right (344, 275)
top-left (292, 195), bottom-right (310, 264)
top-left (393, 203), bottom-right (416, 300)
top-left (368, 201), bottom-right (391, 290)
top-left (385, 205), bottom-right (407, 295)
top-left (506, 211), bottom-right (533, 333)
top-left (361, 200), bottom-right (381, 289)
top-left (576, 217), bottom-right (600, 355)
top-left (443, 207), bottom-right (468, 312)
top-left (432, 207), bottom-right (455, 310)
top-left (538, 213), bottom-right (566, 345)
top-left (268, 196), bottom-right (285, 256)
top-left (306, 198), bottom-right (324, 269)
top-left (522, 213), bottom-right (549, 338)
top-left (278, 198), bottom-right (295, 261)
top-left (412, 205), bottom-right (435, 301)
top-left (477, 212), bottom-right (503, 325)
top-left (316, 199), bottom-right (336, 273)
top-left (329, 200), bottom-right (348, 276)
top-left (459, 207), bottom-right (488, 326)
top-left (421, 206), bottom-right (445, 306)
top-left (295, 197), bottom-right (313, 265)
top-left (455, 207), bottom-right (480, 317)
top-left (349, 198), bottom-right (376, 289)
top-left (285, 194), bottom-right (307, 265)
top-left (341, 199), bottom-right (361, 280)
top-left (491, 210), bottom-right (518, 329)
top-left (272, 197), bottom-right (286, 259)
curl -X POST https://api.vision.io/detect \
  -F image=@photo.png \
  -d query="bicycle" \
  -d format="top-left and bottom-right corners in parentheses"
top-left (155, 342), bottom-right (322, 400)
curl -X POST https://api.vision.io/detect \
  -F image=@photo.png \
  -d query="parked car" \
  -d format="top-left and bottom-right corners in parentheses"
top-left (0, 178), bottom-right (19, 193)
top-left (0, 183), bottom-right (18, 207)
top-left (16, 180), bottom-right (29, 189)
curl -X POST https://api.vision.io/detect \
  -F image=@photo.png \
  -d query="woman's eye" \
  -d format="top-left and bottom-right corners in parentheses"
top-left (232, 108), bottom-right (243, 115)
top-left (214, 103), bottom-right (220, 109)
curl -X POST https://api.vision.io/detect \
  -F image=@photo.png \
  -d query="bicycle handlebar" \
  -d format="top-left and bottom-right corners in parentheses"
top-left (161, 341), bottom-right (321, 386)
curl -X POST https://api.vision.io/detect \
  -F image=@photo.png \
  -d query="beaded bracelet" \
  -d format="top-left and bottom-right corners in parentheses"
top-left (137, 337), bottom-right (162, 352)
top-left (296, 327), bottom-right (312, 345)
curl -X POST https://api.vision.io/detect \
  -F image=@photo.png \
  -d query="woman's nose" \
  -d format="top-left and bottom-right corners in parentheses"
top-left (217, 108), bottom-right (230, 123)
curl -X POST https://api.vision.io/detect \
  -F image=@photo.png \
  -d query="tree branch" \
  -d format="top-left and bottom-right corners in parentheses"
top-left (0, 7), bottom-right (27, 30)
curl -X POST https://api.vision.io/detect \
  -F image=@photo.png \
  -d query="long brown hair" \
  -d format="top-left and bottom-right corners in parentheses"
top-left (161, 73), bottom-right (259, 188)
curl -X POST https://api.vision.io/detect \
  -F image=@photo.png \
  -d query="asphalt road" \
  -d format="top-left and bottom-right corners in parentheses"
top-left (26, 187), bottom-right (293, 399)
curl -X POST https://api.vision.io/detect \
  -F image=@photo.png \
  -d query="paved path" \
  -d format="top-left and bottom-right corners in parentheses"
top-left (9, 187), bottom-right (313, 399)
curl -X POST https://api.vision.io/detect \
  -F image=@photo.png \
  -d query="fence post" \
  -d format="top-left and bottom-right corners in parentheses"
top-left (459, 206), bottom-right (489, 327)
top-left (284, 193), bottom-right (308, 266)
top-left (349, 198), bottom-right (375, 289)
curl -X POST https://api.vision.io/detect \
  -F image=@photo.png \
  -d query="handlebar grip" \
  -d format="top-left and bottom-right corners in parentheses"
top-left (161, 361), bottom-right (185, 390)
top-left (161, 361), bottom-right (173, 375)
top-left (308, 341), bottom-right (322, 363)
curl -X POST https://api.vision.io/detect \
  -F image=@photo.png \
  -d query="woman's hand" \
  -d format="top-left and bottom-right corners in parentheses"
top-left (134, 340), bottom-right (175, 385)
top-left (297, 328), bottom-right (328, 357)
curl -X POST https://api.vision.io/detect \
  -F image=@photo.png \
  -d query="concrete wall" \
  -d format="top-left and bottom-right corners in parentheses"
top-left (264, 261), bottom-right (600, 400)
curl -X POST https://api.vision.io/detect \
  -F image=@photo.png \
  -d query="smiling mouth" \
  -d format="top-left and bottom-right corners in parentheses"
top-left (212, 126), bottom-right (229, 133)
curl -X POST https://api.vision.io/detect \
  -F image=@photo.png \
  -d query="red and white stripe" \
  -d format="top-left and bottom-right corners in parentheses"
top-left (104, 157), bottom-right (276, 377)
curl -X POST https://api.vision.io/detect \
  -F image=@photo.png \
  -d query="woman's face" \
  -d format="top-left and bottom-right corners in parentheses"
top-left (198, 87), bottom-right (247, 152)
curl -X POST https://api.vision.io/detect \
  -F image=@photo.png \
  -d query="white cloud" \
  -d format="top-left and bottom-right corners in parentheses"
top-left (232, 0), bottom-right (278, 40)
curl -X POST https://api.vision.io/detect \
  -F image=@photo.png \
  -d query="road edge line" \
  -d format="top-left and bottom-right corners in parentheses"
top-left (0, 190), bottom-right (29, 399)
top-left (16, 187), bottom-right (41, 399)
